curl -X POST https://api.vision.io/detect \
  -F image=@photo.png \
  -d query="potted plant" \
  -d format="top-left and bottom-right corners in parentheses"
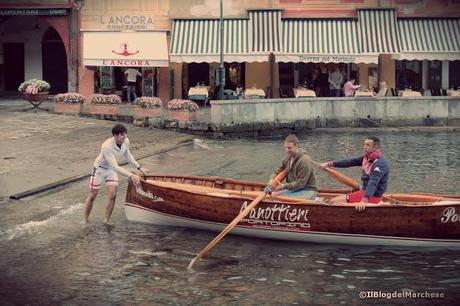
top-left (133, 96), bottom-right (163, 118)
top-left (167, 99), bottom-right (199, 121)
top-left (18, 79), bottom-right (51, 110)
top-left (89, 94), bottom-right (121, 115)
top-left (53, 93), bottom-right (85, 113)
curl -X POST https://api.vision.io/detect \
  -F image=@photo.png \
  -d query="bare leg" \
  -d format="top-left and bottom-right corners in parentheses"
top-left (84, 189), bottom-right (99, 223)
top-left (104, 185), bottom-right (118, 224)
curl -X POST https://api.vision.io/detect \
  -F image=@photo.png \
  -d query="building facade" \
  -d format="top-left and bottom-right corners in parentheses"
top-left (0, 0), bottom-right (80, 95)
top-left (2, 0), bottom-right (459, 100)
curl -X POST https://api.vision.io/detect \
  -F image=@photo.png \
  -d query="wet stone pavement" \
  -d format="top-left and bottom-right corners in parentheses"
top-left (1, 102), bottom-right (460, 305)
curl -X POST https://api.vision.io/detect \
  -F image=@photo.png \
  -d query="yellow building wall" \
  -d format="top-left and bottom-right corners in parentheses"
top-left (81, 0), bottom-right (170, 30)
top-left (379, 54), bottom-right (395, 89)
top-left (245, 62), bottom-right (270, 97)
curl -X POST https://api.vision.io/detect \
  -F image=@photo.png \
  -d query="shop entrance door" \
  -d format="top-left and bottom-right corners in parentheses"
top-left (4, 43), bottom-right (24, 91)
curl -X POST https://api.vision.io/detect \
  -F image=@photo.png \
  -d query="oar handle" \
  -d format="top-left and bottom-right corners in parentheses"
top-left (311, 160), bottom-right (361, 190)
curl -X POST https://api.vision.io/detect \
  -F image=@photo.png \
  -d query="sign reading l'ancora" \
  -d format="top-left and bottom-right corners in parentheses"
top-left (97, 15), bottom-right (154, 30)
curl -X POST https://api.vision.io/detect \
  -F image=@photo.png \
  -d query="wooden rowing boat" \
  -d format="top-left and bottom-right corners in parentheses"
top-left (124, 174), bottom-right (460, 248)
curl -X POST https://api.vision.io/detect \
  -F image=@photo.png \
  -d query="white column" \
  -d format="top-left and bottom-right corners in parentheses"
top-left (442, 60), bottom-right (449, 89)
top-left (24, 32), bottom-right (43, 80)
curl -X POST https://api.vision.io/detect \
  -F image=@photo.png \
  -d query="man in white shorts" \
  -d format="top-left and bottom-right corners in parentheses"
top-left (83, 124), bottom-right (147, 224)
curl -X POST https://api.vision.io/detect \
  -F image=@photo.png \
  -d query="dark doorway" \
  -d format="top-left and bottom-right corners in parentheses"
top-left (4, 43), bottom-right (25, 91)
top-left (42, 27), bottom-right (68, 94)
top-left (187, 63), bottom-right (209, 88)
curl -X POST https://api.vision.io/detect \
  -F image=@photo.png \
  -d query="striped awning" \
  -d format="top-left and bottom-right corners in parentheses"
top-left (169, 19), bottom-right (267, 63)
top-left (358, 9), bottom-right (400, 54)
top-left (248, 10), bottom-right (282, 53)
top-left (277, 19), bottom-right (378, 64)
top-left (395, 18), bottom-right (460, 61)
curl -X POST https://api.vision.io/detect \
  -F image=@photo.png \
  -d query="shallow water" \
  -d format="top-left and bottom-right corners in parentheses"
top-left (1, 131), bottom-right (459, 305)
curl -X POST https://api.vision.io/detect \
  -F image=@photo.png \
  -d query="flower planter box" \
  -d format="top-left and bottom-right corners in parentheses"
top-left (54, 103), bottom-right (82, 113)
top-left (169, 111), bottom-right (198, 121)
top-left (89, 104), bottom-right (119, 115)
top-left (134, 106), bottom-right (162, 118)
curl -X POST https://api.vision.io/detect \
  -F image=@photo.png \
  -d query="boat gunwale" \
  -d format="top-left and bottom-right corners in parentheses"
top-left (139, 178), bottom-right (460, 208)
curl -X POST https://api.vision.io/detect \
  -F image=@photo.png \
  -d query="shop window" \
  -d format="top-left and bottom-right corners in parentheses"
top-left (100, 67), bottom-right (113, 94)
top-left (279, 63), bottom-right (294, 88)
top-left (224, 63), bottom-right (245, 91)
top-left (449, 61), bottom-right (460, 90)
top-left (395, 60), bottom-right (422, 90)
top-left (428, 60), bottom-right (442, 89)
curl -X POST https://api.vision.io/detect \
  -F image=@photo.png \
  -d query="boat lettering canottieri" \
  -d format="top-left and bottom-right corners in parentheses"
top-left (239, 201), bottom-right (311, 231)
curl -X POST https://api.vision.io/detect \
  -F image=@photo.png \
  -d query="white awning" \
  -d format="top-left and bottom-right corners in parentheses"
top-left (83, 32), bottom-right (169, 67)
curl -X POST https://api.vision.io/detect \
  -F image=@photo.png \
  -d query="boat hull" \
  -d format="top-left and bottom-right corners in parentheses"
top-left (124, 175), bottom-right (460, 248)
top-left (125, 203), bottom-right (460, 248)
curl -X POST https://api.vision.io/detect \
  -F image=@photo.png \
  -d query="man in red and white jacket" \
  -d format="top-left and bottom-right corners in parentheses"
top-left (320, 136), bottom-right (389, 212)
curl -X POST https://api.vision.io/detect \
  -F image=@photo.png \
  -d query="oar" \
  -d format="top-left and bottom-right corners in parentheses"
top-left (187, 171), bottom-right (286, 270)
top-left (311, 160), bottom-right (361, 190)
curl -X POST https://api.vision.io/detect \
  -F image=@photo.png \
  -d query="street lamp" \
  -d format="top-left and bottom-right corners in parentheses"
top-left (217, 0), bottom-right (225, 100)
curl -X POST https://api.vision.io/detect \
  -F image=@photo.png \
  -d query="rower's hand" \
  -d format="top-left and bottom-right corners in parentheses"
top-left (138, 167), bottom-right (148, 176)
top-left (130, 174), bottom-right (142, 187)
top-left (263, 185), bottom-right (273, 195)
top-left (356, 198), bottom-right (368, 212)
top-left (318, 162), bottom-right (329, 168)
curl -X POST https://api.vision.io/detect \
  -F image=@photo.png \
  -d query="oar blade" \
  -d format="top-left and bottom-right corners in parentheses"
top-left (187, 192), bottom-right (266, 269)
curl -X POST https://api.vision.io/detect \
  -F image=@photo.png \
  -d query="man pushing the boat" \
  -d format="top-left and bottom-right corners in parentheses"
top-left (83, 124), bottom-right (147, 224)
top-left (319, 136), bottom-right (389, 212)
top-left (264, 134), bottom-right (318, 199)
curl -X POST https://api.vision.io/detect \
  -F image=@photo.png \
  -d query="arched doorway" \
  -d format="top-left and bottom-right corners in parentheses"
top-left (42, 27), bottom-right (68, 94)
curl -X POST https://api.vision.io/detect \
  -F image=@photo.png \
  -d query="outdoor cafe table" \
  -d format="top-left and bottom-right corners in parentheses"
top-left (293, 87), bottom-right (316, 98)
top-left (447, 90), bottom-right (460, 97)
top-left (188, 86), bottom-right (209, 107)
top-left (399, 90), bottom-right (422, 97)
top-left (354, 90), bottom-right (374, 97)
top-left (244, 88), bottom-right (265, 99)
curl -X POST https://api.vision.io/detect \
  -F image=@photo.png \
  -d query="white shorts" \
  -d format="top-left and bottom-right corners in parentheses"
top-left (89, 167), bottom-right (119, 190)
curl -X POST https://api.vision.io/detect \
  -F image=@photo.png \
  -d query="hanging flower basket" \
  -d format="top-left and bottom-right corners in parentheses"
top-left (167, 99), bottom-right (199, 121)
top-left (133, 96), bottom-right (163, 118)
top-left (22, 92), bottom-right (49, 102)
top-left (53, 93), bottom-right (85, 113)
top-left (89, 94), bottom-right (121, 115)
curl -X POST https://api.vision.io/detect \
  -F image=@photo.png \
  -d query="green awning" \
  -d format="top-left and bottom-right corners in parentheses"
top-left (395, 18), bottom-right (460, 61)
top-left (358, 9), bottom-right (400, 54)
top-left (277, 18), bottom-right (378, 64)
top-left (169, 18), bottom-right (267, 63)
top-left (248, 9), bottom-right (282, 53)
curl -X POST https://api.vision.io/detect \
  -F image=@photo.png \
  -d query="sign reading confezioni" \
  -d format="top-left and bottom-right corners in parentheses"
top-left (96, 15), bottom-right (154, 30)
